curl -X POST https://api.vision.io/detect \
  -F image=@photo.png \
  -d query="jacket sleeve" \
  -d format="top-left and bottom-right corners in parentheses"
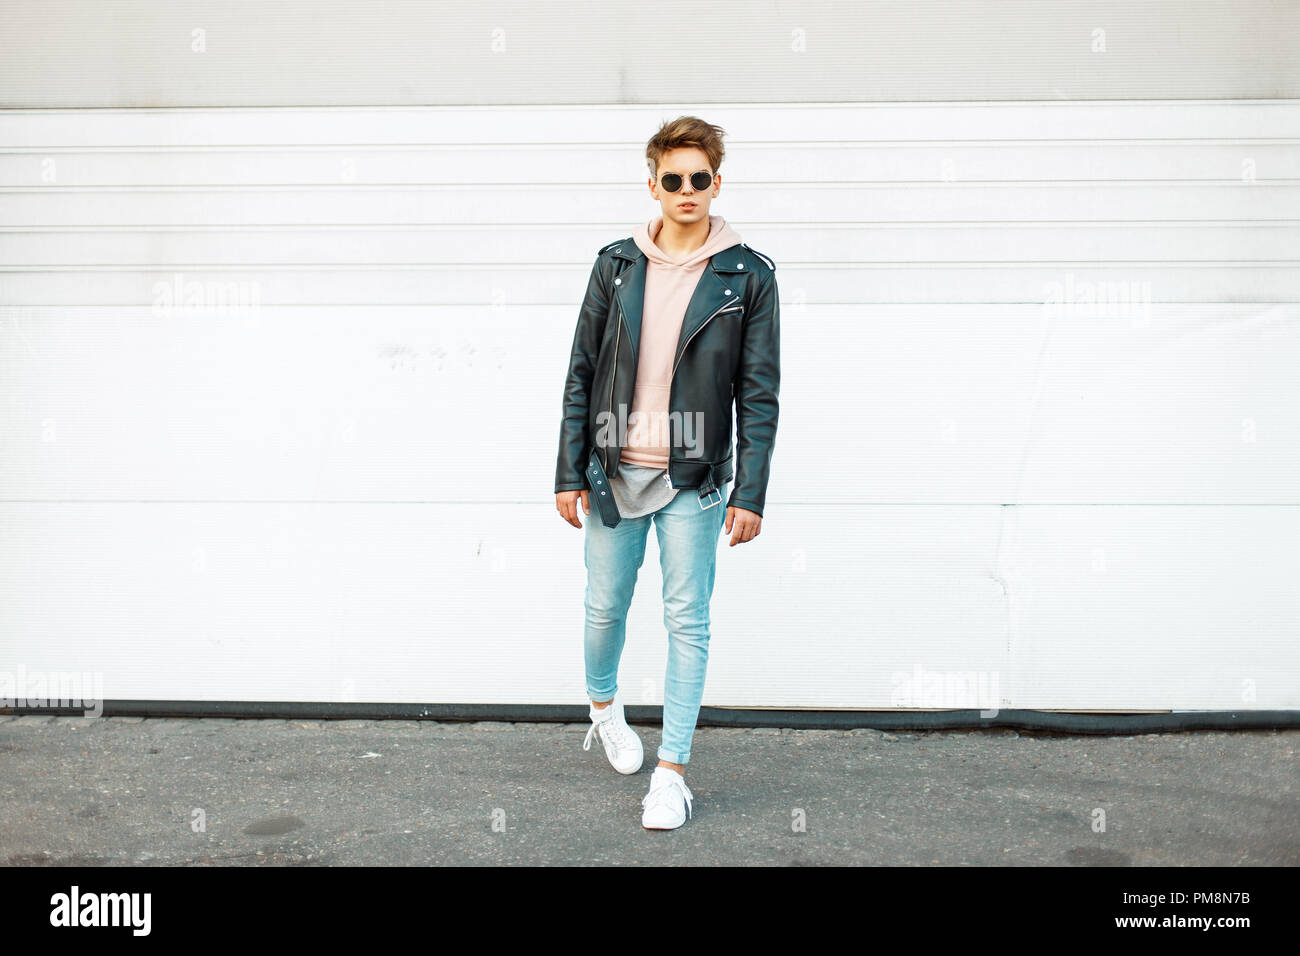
top-left (554, 254), bottom-right (610, 493)
top-left (727, 265), bottom-right (780, 517)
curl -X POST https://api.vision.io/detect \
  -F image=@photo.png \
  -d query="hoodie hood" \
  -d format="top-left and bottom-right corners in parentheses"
top-left (632, 213), bottom-right (742, 268)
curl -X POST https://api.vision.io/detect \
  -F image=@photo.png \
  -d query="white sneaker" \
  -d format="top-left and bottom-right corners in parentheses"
top-left (582, 690), bottom-right (643, 774)
top-left (641, 765), bottom-right (693, 829)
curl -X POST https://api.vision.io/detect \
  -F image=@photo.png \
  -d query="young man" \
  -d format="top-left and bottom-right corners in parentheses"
top-left (554, 116), bottom-right (780, 829)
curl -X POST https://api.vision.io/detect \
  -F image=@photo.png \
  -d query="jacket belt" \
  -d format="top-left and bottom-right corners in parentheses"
top-left (586, 450), bottom-right (622, 527)
top-left (696, 464), bottom-right (722, 511)
top-left (588, 450), bottom-right (723, 525)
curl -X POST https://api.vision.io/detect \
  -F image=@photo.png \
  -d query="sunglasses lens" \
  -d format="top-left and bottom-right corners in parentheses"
top-left (661, 173), bottom-right (683, 192)
top-left (690, 171), bottom-right (712, 190)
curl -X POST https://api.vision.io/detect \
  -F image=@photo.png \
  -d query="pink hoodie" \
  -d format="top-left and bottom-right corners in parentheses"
top-left (619, 214), bottom-right (743, 469)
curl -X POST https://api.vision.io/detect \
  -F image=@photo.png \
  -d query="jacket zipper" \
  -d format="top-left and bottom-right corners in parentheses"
top-left (670, 297), bottom-right (741, 381)
top-left (664, 296), bottom-right (741, 490)
top-left (605, 293), bottom-right (623, 472)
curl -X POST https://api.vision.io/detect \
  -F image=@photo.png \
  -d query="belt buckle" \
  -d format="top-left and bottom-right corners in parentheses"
top-left (698, 487), bottom-right (722, 510)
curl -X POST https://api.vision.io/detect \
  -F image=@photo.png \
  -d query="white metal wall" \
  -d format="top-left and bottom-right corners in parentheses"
top-left (2, 100), bottom-right (1297, 711)
top-left (1, 0), bottom-right (1296, 105)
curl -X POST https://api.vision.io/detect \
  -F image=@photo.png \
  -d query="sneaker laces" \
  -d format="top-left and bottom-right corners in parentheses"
top-left (642, 770), bottom-right (693, 819)
top-left (583, 710), bottom-right (632, 753)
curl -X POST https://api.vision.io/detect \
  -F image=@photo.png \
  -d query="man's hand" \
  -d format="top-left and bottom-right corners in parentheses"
top-left (556, 489), bottom-right (590, 528)
top-left (724, 506), bottom-right (762, 546)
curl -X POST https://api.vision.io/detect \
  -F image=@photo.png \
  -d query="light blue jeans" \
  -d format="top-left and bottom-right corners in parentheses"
top-left (584, 476), bottom-right (731, 765)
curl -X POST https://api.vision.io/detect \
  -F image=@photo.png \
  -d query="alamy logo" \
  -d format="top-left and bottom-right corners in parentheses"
top-left (594, 404), bottom-right (706, 458)
top-left (49, 885), bottom-right (151, 936)
top-left (0, 665), bottom-right (103, 718)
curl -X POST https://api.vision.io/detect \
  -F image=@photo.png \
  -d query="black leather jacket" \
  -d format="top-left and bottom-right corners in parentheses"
top-left (554, 236), bottom-right (780, 526)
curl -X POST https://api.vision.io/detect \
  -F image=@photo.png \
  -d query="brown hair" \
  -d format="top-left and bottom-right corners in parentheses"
top-left (645, 116), bottom-right (726, 179)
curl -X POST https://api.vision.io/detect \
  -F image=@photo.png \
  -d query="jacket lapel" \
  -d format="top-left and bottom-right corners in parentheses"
top-left (611, 251), bottom-right (646, 362)
top-left (610, 241), bottom-right (746, 371)
top-left (671, 265), bottom-right (739, 372)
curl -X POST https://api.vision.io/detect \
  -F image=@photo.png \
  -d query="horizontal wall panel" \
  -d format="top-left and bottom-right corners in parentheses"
top-left (3, 304), bottom-right (1297, 503)
top-left (2, 267), bottom-right (1298, 305)
top-left (0, 2), bottom-right (1296, 108)
top-left (1, 502), bottom-right (1295, 709)
top-left (4, 183), bottom-right (1297, 228)
top-left (4, 223), bottom-right (1299, 267)
top-left (4, 103), bottom-right (1300, 148)
top-left (3, 143), bottom-right (1299, 188)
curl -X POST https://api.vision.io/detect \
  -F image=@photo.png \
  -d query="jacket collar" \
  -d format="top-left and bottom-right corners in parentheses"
top-left (609, 239), bottom-right (749, 372)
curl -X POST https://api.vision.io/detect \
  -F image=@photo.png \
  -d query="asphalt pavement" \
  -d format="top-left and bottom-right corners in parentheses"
top-left (1, 715), bottom-right (1295, 865)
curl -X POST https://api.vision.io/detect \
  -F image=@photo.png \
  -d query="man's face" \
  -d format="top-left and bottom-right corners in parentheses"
top-left (649, 146), bottom-right (719, 226)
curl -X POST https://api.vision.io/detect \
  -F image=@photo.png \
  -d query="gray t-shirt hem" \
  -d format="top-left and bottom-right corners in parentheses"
top-left (608, 461), bottom-right (679, 518)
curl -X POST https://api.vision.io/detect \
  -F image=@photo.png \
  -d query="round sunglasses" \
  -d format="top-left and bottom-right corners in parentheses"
top-left (659, 170), bottom-right (714, 193)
